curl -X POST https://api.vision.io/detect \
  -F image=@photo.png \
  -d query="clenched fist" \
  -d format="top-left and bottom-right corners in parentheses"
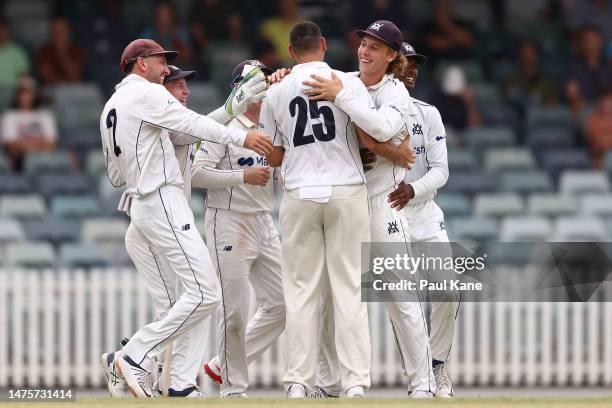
top-left (244, 167), bottom-right (271, 186)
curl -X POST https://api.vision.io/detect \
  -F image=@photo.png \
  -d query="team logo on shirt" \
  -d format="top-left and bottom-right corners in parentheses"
top-left (388, 221), bottom-right (399, 234)
top-left (223, 245), bottom-right (233, 252)
top-left (412, 123), bottom-right (423, 136)
top-left (238, 157), bottom-right (255, 166)
top-left (164, 99), bottom-right (177, 111)
top-left (435, 136), bottom-right (445, 141)
top-left (439, 222), bottom-right (446, 231)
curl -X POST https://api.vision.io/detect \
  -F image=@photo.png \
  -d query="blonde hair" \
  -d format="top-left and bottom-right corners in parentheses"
top-left (387, 52), bottom-right (407, 78)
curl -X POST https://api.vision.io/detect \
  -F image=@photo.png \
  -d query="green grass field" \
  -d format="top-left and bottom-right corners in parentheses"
top-left (2, 398), bottom-right (612, 408)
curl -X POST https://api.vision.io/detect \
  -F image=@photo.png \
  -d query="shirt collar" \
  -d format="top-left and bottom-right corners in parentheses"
top-left (115, 73), bottom-right (149, 90)
top-left (236, 114), bottom-right (257, 129)
top-left (290, 61), bottom-right (330, 72)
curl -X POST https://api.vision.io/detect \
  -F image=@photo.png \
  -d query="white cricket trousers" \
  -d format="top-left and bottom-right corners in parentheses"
top-left (125, 223), bottom-right (208, 391)
top-left (315, 189), bottom-right (435, 393)
top-left (404, 199), bottom-right (459, 362)
top-left (204, 208), bottom-right (286, 396)
top-left (121, 186), bottom-right (221, 376)
top-left (280, 184), bottom-right (371, 392)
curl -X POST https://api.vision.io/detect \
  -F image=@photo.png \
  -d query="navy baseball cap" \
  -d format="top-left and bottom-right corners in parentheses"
top-left (163, 65), bottom-right (196, 84)
top-left (400, 42), bottom-right (427, 64)
top-left (356, 20), bottom-right (403, 52)
top-left (231, 59), bottom-right (273, 85)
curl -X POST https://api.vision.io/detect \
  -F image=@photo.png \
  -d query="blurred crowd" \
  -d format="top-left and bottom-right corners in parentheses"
top-left (0, 0), bottom-right (611, 171)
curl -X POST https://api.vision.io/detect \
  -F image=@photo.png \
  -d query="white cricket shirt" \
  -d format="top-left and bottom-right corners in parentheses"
top-left (192, 114), bottom-right (273, 213)
top-left (403, 98), bottom-right (449, 205)
top-left (334, 73), bottom-right (413, 197)
top-left (259, 61), bottom-right (368, 192)
top-left (100, 74), bottom-right (247, 199)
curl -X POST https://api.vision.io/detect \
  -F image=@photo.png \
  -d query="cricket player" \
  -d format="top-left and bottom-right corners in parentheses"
top-left (260, 22), bottom-right (376, 398)
top-left (99, 38), bottom-right (272, 398)
top-left (388, 42), bottom-right (457, 398)
top-left (100, 63), bottom-right (270, 397)
top-left (304, 21), bottom-right (435, 398)
top-left (191, 60), bottom-right (286, 398)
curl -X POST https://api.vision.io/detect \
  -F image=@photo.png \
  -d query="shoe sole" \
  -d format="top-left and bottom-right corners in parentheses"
top-left (115, 357), bottom-right (151, 398)
top-left (203, 363), bottom-right (222, 384)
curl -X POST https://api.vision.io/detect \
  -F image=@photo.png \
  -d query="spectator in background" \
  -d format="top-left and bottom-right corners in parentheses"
top-left (566, 0), bottom-right (612, 43)
top-left (252, 36), bottom-right (282, 72)
top-left (566, 25), bottom-right (612, 118)
top-left (141, 2), bottom-right (192, 66)
top-left (504, 39), bottom-right (558, 107)
top-left (1, 76), bottom-right (57, 172)
top-left (584, 88), bottom-right (612, 168)
top-left (352, 0), bottom-right (408, 33)
top-left (431, 65), bottom-right (481, 132)
top-left (189, 0), bottom-right (236, 43)
top-left (36, 17), bottom-right (84, 86)
top-left (260, 0), bottom-right (300, 65)
top-left (0, 19), bottom-right (30, 91)
top-left (422, 0), bottom-right (476, 62)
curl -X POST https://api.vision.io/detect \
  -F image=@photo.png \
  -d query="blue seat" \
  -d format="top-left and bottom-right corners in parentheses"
top-left (38, 174), bottom-right (91, 199)
top-left (450, 216), bottom-right (498, 242)
top-left (59, 243), bottom-right (109, 268)
top-left (540, 149), bottom-right (591, 179)
top-left (51, 195), bottom-right (100, 219)
top-left (0, 217), bottom-right (26, 244)
top-left (0, 174), bottom-right (32, 194)
top-left (24, 151), bottom-right (74, 176)
top-left (499, 171), bottom-right (554, 194)
top-left (435, 193), bottom-right (471, 217)
top-left (527, 106), bottom-right (572, 131)
top-left (464, 126), bottom-right (516, 151)
top-left (5, 241), bottom-right (56, 268)
top-left (448, 150), bottom-right (479, 172)
top-left (527, 127), bottom-right (574, 150)
top-left (24, 219), bottom-right (81, 245)
top-left (444, 172), bottom-right (494, 195)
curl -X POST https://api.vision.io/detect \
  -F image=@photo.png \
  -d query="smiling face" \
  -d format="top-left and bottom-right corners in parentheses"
top-left (357, 35), bottom-right (397, 79)
top-left (400, 57), bottom-right (419, 89)
top-left (138, 54), bottom-right (170, 84)
top-left (164, 78), bottom-right (190, 106)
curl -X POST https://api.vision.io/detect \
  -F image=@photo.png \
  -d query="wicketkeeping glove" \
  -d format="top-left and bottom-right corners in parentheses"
top-left (224, 65), bottom-right (269, 116)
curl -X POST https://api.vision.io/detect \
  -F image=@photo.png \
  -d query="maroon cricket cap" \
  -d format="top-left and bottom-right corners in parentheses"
top-left (120, 39), bottom-right (178, 73)
top-left (356, 20), bottom-right (403, 52)
top-left (400, 42), bottom-right (427, 64)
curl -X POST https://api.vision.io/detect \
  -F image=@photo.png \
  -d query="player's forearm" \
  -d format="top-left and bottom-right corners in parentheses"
top-left (267, 147), bottom-right (285, 167)
top-left (366, 140), bottom-right (402, 163)
top-left (410, 165), bottom-right (449, 200)
top-left (191, 165), bottom-right (244, 189)
top-left (334, 90), bottom-right (401, 142)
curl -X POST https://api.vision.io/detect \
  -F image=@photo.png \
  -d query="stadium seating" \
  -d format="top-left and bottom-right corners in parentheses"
top-left (0, 194), bottom-right (46, 220)
top-left (603, 151), bottom-right (612, 176)
top-left (484, 148), bottom-right (535, 174)
top-left (0, 174), bottom-right (32, 195)
top-left (473, 193), bottom-right (524, 218)
top-left (445, 172), bottom-right (494, 195)
top-left (450, 216), bottom-right (498, 242)
top-left (0, 154), bottom-right (9, 173)
top-left (185, 83), bottom-right (222, 115)
top-left (24, 151), bottom-right (74, 176)
top-left (81, 218), bottom-right (129, 244)
top-left (558, 171), bottom-right (610, 196)
top-left (448, 150), bottom-right (479, 172)
top-left (464, 126), bottom-right (516, 152)
top-left (0, 217), bottom-right (25, 244)
top-left (86, 151), bottom-right (107, 180)
top-left (38, 174), bottom-right (91, 199)
top-left (527, 193), bottom-right (576, 218)
top-left (435, 193), bottom-right (471, 218)
top-left (540, 149), bottom-right (591, 179)
top-left (58, 243), bottom-right (109, 268)
top-left (53, 83), bottom-right (105, 136)
top-left (527, 127), bottom-right (574, 150)
top-left (553, 217), bottom-right (608, 242)
top-left (526, 106), bottom-right (573, 131)
top-left (51, 195), bottom-right (100, 219)
top-left (499, 171), bottom-right (553, 194)
top-left (5, 241), bottom-right (55, 268)
top-left (499, 216), bottom-right (552, 242)
top-left (580, 194), bottom-right (612, 218)
top-left (24, 219), bottom-right (80, 246)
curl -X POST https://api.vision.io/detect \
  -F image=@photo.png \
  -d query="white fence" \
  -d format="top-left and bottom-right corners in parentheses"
top-left (0, 269), bottom-right (611, 388)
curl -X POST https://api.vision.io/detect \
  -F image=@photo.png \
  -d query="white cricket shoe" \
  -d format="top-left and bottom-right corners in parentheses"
top-left (115, 354), bottom-right (153, 398)
top-left (346, 385), bottom-right (365, 398)
top-left (224, 392), bottom-right (248, 398)
top-left (203, 356), bottom-right (222, 384)
top-left (286, 383), bottom-right (307, 398)
top-left (100, 352), bottom-right (131, 398)
top-left (309, 385), bottom-right (339, 398)
top-left (408, 390), bottom-right (434, 399)
top-left (433, 363), bottom-right (454, 398)
top-left (168, 387), bottom-right (206, 398)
